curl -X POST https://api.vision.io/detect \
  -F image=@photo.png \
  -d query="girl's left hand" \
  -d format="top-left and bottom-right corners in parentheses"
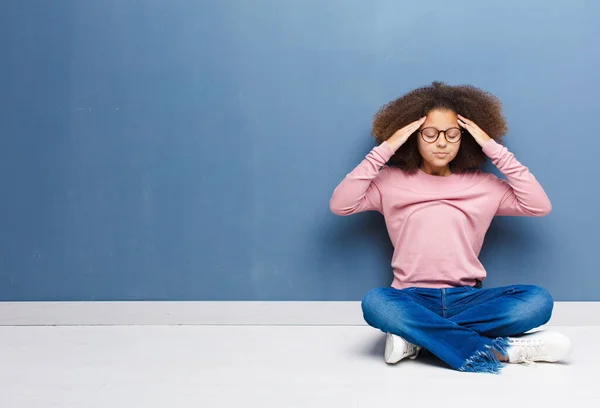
top-left (457, 115), bottom-right (492, 147)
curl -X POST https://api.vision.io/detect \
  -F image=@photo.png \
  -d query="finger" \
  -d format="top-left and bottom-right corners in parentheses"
top-left (413, 116), bottom-right (426, 126)
top-left (409, 118), bottom-right (425, 130)
top-left (408, 125), bottom-right (422, 134)
top-left (458, 118), bottom-right (474, 129)
top-left (400, 122), bottom-right (422, 136)
top-left (404, 124), bottom-right (418, 133)
top-left (459, 116), bottom-right (480, 131)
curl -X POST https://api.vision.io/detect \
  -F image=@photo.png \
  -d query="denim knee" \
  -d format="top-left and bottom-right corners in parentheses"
top-left (528, 285), bottom-right (554, 324)
top-left (513, 285), bottom-right (554, 328)
top-left (361, 287), bottom-right (410, 332)
top-left (361, 287), bottom-right (387, 326)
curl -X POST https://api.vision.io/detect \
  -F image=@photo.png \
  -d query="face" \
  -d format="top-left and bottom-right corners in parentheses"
top-left (417, 109), bottom-right (462, 174)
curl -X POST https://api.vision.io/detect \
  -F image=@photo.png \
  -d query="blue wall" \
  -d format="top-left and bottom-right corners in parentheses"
top-left (1, 0), bottom-right (598, 301)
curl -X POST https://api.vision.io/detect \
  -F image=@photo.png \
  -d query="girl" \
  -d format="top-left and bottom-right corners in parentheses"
top-left (329, 82), bottom-right (572, 373)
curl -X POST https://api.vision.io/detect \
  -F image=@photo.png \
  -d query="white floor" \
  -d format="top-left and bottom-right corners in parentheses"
top-left (0, 325), bottom-right (598, 407)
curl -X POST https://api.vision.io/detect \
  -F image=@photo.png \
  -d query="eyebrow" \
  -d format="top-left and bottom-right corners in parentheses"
top-left (420, 125), bottom-right (460, 129)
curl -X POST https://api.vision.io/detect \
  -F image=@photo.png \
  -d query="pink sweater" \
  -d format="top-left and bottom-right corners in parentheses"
top-left (329, 139), bottom-right (552, 289)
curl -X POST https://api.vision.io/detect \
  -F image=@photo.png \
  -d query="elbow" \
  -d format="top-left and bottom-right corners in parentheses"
top-left (532, 200), bottom-right (552, 217)
top-left (329, 196), bottom-right (354, 216)
top-left (539, 201), bottom-right (552, 216)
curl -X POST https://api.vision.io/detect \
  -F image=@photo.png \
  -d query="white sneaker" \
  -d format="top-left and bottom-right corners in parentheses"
top-left (507, 331), bottom-right (572, 364)
top-left (384, 333), bottom-right (421, 364)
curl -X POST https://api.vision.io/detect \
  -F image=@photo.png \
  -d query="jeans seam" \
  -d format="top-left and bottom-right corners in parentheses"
top-left (441, 288), bottom-right (447, 318)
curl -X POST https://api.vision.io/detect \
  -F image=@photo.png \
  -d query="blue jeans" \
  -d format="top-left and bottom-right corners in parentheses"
top-left (361, 285), bottom-right (554, 373)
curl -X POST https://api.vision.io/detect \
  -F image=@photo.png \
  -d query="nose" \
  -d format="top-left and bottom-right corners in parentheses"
top-left (437, 131), bottom-right (448, 147)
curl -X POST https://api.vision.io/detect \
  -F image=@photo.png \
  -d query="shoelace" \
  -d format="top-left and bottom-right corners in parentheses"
top-left (509, 338), bottom-right (545, 364)
top-left (404, 344), bottom-right (421, 360)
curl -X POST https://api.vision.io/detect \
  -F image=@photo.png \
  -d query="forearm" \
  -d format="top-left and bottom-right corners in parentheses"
top-left (329, 142), bottom-right (394, 215)
top-left (483, 140), bottom-right (552, 216)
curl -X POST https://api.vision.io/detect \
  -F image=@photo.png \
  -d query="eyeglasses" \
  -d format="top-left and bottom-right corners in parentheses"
top-left (418, 127), bottom-right (463, 143)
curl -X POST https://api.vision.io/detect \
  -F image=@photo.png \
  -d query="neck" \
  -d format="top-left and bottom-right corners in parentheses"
top-left (420, 162), bottom-right (452, 177)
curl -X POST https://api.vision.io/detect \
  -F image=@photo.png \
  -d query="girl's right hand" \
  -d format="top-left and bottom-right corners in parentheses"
top-left (385, 116), bottom-right (427, 152)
